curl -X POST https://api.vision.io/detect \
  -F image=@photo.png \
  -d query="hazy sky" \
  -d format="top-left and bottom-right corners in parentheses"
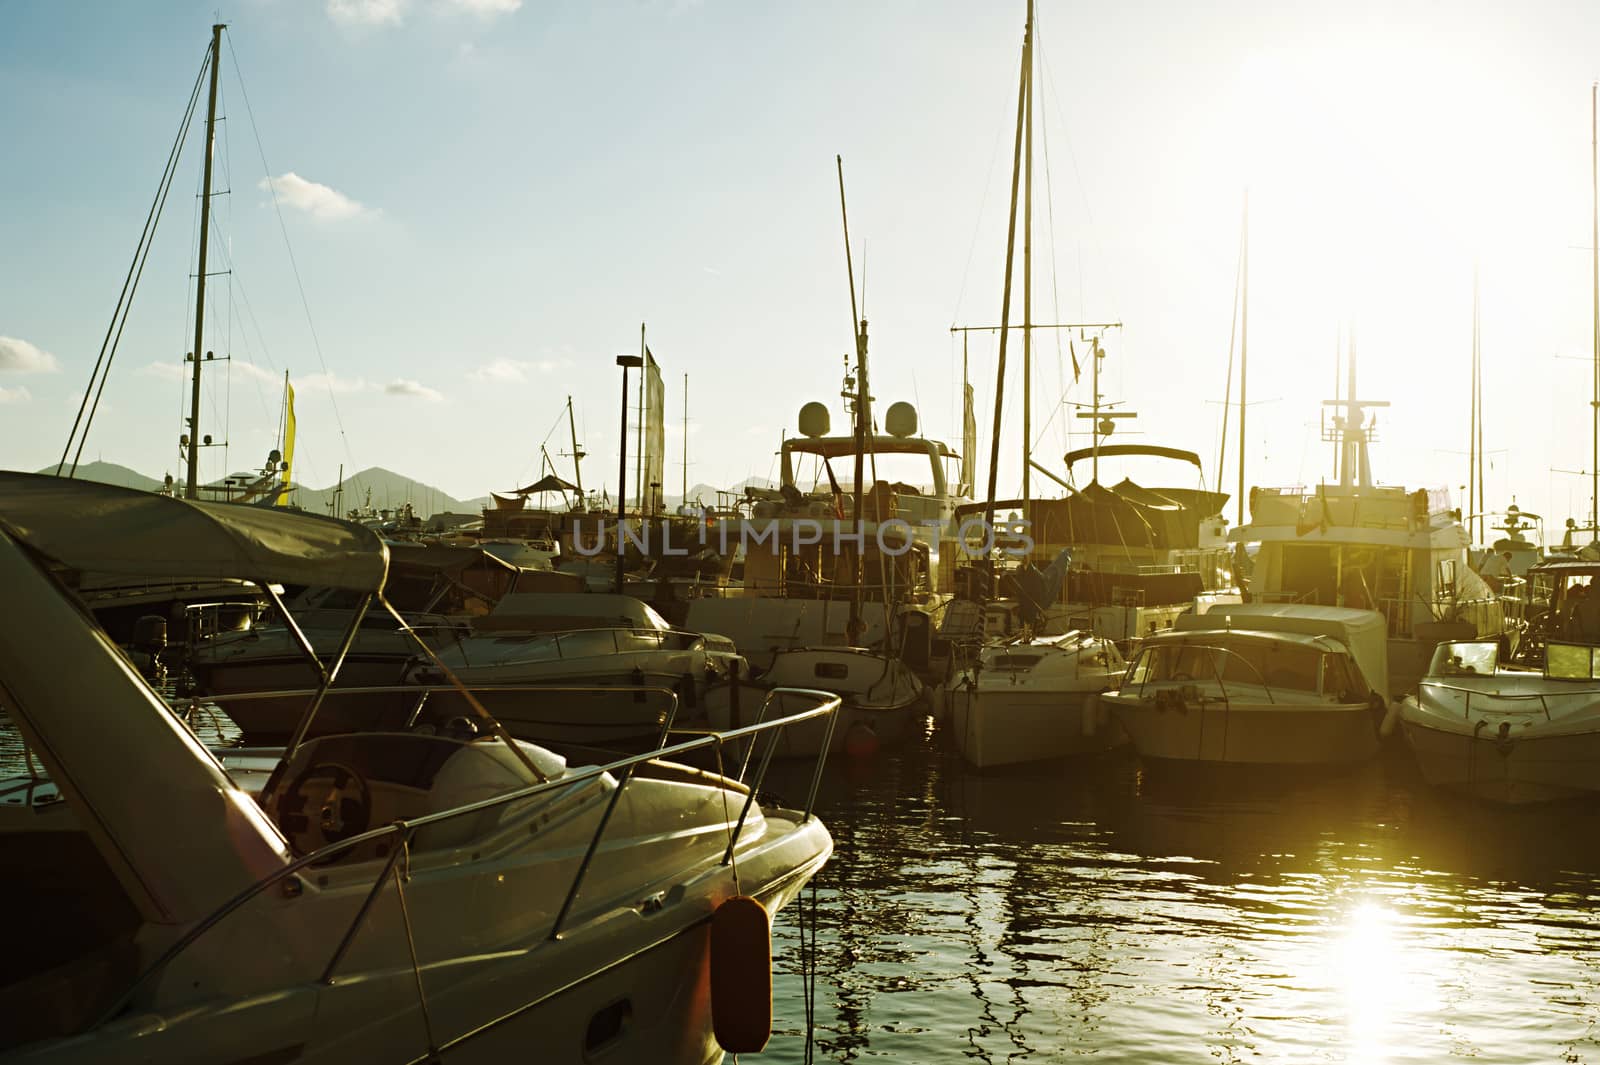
top-left (4, 0), bottom-right (1600, 541)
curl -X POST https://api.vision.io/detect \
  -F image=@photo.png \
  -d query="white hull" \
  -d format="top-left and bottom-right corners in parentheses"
top-left (946, 687), bottom-right (1121, 768)
top-left (1108, 698), bottom-right (1381, 765)
top-left (1401, 718), bottom-right (1600, 804)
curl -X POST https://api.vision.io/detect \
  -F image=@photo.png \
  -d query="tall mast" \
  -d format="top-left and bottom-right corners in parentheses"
top-left (1021, 0), bottom-right (1034, 512)
top-left (566, 394), bottom-right (584, 498)
top-left (985, 11), bottom-right (1031, 528)
top-left (1591, 82), bottom-right (1598, 542)
top-left (1470, 265), bottom-right (1482, 542)
top-left (837, 156), bottom-right (869, 642)
top-left (1237, 189), bottom-right (1249, 528)
top-left (635, 324), bottom-right (645, 514)
top-left (184, 23), bottom-right (224, 500)
top-left (682, 373), bottom-right (689, 505)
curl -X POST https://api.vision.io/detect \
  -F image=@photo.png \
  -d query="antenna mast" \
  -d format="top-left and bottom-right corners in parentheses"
top-left (566, 395), bottom-right (584, 498)
top-left (1021, 0), bottom-right (1034, 511)
top-left (184, 23), bottom-right (225, 499)
top-left (837, 155), bottom-right (870, 643)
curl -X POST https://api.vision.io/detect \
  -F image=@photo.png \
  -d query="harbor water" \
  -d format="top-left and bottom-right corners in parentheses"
top-left (8, 711), bottom-right (1599, 1062)
top-left (761, 724), bottom-right (1600, 1063)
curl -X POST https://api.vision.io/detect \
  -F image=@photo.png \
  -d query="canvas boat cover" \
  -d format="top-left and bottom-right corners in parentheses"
top-left (1175, 602), bottom-right (1391, 701)
top-left (0, 471), bottom-right (388, 591)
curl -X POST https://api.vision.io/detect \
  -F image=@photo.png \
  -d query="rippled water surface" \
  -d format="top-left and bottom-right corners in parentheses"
top-left (759, 728), bottom-right (1600, 1063)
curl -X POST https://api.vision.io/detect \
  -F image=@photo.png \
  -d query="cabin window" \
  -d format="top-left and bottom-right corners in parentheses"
top-left (1320, 653), bottom-right (1368, 699)
top-left (1547, 642), bottom-right (1600, 680)
top-left (1214, 641), bottom-right (1321, 692)
top-left (814, 661), bottom-right (849, 680)
top-left (1436, 559), bottom-right (1457, 601)
top-left (1428, 641), bottom-right (1498, 677)
top-left (990, 653), bottom-right (1043, 671)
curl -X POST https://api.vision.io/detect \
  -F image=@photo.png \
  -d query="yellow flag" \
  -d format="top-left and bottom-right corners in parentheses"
top-left (280, 380), bottom-right (296, 505)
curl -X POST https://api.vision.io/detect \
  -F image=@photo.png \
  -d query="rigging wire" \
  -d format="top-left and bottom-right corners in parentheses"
top-left (60, 44), bottom-right (210, 477)
top-left (1215, 217), bottom-right (1246, 494)
top-left (227, 32), bottom-right (354, 469)
top-left (1031, 11), bottom-right (1072, 460)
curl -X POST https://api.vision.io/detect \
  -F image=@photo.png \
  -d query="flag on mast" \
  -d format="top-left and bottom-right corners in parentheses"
top-left (278, 378), bottom-right (296, 507)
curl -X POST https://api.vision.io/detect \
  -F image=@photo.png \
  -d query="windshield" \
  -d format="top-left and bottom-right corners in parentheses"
top-left (1428, 641), bottom-right (1499, 677)
top-left (1125, 639), bottom-right (1323, 693)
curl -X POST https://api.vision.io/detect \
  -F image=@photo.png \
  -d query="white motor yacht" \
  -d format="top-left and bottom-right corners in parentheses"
top-left (0, 472), bottom-right (835, 1064)
top-left (409, 592), bottom-right (745, 749)
top-left (1102, 604), bottom-right (1390, 765)
top-left (946, 631), bottom-right (1126, 769)
top-left (1398, 639), bottom-right (1600, 805)
top-left (703, 647), bottom-right (925, 758)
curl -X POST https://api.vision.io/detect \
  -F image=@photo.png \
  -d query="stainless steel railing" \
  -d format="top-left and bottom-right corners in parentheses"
top-left (95, 687), bottom-right (841, 1032)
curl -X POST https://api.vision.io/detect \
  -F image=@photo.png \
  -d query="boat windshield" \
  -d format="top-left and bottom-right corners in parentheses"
top-left (1546, 641), bottom-right (1600, 681)
top-left (1428, 641), bottom-right (1499, 677)
top-left (1127, 639), bottom-right (1323, 693)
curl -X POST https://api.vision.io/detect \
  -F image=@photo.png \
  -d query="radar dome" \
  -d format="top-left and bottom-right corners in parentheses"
top-left (885, 401), bottom-right (919, 438)
top-left (798, 402), bottom-right (831, 438)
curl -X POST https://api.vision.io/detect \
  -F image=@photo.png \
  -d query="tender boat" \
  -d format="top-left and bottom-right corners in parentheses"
top-left (1102, 604), bottom-right (1390, 765)
top-left (703, 646), bottom-right (925, 758)
top-left (946, 631), bottom-right (1126, 768)
top-left (409, 592), bottom-right (745, 750)
top-left (0, 471), bottom-right (835, 1063)
top-left (187, 541), bottom-right (533, 744)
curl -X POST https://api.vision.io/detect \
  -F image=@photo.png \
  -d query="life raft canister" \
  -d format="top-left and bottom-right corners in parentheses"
top-left (709, 894), bottom-right (772, 1053)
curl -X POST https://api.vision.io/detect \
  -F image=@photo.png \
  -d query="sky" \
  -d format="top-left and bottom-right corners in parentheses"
top-left (3, 0), bottom-right (1600, 543)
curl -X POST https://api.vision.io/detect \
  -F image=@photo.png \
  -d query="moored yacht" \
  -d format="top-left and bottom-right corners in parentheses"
top-left (1102, 603), bottom-right (1390, 765)
top-left (1397, 635), bottom-right (1600, 804)
top-left (946, 630), bottom-right (1126, 768)
top-left (1230, 361), bottom-right (1506, 698)
top-left (0, 471), bottom-right (835, 1063)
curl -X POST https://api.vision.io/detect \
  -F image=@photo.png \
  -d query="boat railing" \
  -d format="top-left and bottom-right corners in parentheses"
top-left (1417, 679), bottom-right (1560, 721)
top-left (96, 687), bottom-right (842, 1035)
top-left (181, 681), bottom-right (694, 749)
top-left (1130, 643), bottom-right (1278, 706)
top-left (447, 624), bottom-right (721, 662)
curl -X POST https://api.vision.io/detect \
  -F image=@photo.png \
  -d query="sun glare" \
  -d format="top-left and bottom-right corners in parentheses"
top-left (1329, 901), bottom-right (1433, 1061)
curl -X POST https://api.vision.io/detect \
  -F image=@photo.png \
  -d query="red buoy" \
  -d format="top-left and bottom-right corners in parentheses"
top-left (844, 721), bottom-right (881, 759)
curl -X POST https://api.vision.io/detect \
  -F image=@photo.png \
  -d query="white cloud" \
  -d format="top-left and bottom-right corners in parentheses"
top-left (140, 361), bottom-right (185, 381)
top-left (0, 385), bottom-right (31, 404)
top-left (386, 378), bottom-right (443, 401)
top-left (259, 173), bottom-right (368, 221)
top-left (442, 0), bottom-right (522, 14)
top-left (233, 360), bottom-right (279, 384)
top-left (300, 371), bottom-right (369, 394)
top-left (328, 0), bottom-right (404, 25)
top-left (470, 357), bottom-right (570, 383)
top-left (0, 336), bottom-right (60, 373)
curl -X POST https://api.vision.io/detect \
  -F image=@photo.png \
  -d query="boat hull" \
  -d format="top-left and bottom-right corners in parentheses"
top-left (1400, 717), bottom-right (1600, 804)
top-left (1107, 696), bottom-right (1381, 765)
top-left (946, 687), bottom-right (1120, 768)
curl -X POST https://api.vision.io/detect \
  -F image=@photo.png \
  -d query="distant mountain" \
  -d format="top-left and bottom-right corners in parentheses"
top-left (289, 467), bottom-right (490, 519)
top-left (17, 461), bottom-right (769, 520)
top-left (28, 461), bottom-right (165, 492)
top-left (21, 461), bottom-right (487, 520)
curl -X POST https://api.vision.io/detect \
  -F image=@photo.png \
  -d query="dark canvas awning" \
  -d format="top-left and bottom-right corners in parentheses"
top-left (0, 472), bottom-right (388, 591)
top-left (509, 474), bottom-right (579, 496)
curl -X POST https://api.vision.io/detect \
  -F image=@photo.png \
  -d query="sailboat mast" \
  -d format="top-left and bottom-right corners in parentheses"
top-left (1237, 189), bottom-right (1249, 528)
top-left (985, 12), bottom-right (1031, 527)
top-left (682, 373), bottom-right (689, 505)
top-left (836, 155), bottom-right (868, 640)
top-left (1469, 267), bottom-right (1478, 541)
top-left (566, 394), bottom-right (584, 498)
top-left (184, 23), bottom-right (224, 500)
top-left (1591, 82), bottom-right (1598, 541)
top-left (1021, 0), bottom-right (1034, 512)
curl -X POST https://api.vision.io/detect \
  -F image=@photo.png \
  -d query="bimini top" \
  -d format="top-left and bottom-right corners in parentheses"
top-left (0, 471), bottom-right (388, 591)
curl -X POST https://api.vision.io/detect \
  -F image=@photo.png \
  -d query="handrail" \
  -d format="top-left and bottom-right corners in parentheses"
top-left (94, 688), bottom-right (841, 1028)
top-left (1131, 642), bottom-right (1280, 705)
top-left (1416, 678), bottom-right (1565, 721)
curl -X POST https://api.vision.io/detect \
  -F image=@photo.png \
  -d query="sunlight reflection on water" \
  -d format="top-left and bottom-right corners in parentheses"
top-left (764, 739), bottom-right (1600, 1063)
